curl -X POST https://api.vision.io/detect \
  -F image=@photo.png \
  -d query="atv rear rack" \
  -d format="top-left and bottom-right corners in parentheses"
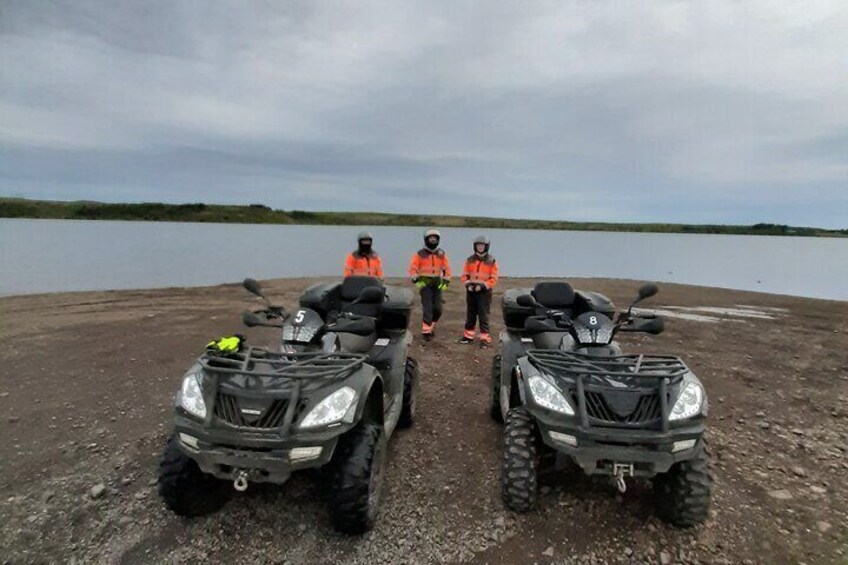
top-left (200, 346), bottom-right (366, 380)
top-left (527, 350), bottom-right (691, 432)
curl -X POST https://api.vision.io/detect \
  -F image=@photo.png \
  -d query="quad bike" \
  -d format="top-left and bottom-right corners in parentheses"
top-left (492, 281), bottom-right (711, 527)
top-left (158, 276), bottom-right (419, 534)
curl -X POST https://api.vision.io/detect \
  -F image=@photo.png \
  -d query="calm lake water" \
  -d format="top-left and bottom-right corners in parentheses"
top-left (1, 219), bottom-right (847, 300)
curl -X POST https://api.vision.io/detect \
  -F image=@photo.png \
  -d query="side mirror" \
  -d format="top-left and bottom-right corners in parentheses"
top-left (627, 283), bottom-right (659, 316)
top-left (638, 284), bottom-right (659, 300)
top-left (243, 278), bottom-right (265, 298)
top-left (516, 294), bottom-right (537, 308)
top-left (355, 286), bottom-right (385, 305)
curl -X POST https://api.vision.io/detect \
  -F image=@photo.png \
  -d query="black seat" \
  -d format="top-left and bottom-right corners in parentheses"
top-left (340, 276), bottom-right (384, 318)
top-left (532, 282), bottom-right (575, 308)
top-left (331, 316), bottom-right (377, 336)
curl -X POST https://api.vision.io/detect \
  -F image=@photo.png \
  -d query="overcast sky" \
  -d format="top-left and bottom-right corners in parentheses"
top-left (1, 1), bottom-right (846, 228)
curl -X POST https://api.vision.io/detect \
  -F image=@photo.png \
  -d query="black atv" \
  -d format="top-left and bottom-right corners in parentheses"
top-left (158, 276), bottom-right (419, 534)
top-left (492, 281), bottom-right (711, 527)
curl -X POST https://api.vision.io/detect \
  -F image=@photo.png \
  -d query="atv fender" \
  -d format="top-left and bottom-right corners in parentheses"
top-left (498, 331), bottom-right (531, 411)
top-left (499, 330), bottom-right (529, 376)
top-left (333, 364), bottom-right (384, 426)
top-left (513, 357), bottom-right (538, 406)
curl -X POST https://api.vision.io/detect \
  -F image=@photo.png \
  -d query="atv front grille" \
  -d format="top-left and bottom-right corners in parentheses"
top-left (197, 347), bottom-right (367, 436)
top-left (214, 393), bottom-right (298, 429)
top-left (575, 390), bottom-right (662, 425)
top-left (528, 350), bottom-right (690, 432)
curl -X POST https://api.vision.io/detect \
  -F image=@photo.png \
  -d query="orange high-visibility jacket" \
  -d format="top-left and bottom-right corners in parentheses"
top-left (408, 248), bottom-right (452, 279)
top-left (344, 251), bottom-right (384, 278)
top-left (460, 254), bottom-right (498, 289)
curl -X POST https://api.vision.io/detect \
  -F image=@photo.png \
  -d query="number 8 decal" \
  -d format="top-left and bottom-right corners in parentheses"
top-left (589, 315), bottom-right (598, 325)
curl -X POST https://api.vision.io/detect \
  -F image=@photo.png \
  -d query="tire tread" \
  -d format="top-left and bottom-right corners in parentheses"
top-left (653, 443), bottom-right (712, 527)
top-left (490, 355), bottom-right (504, 423)
top-left (330, 422), bottom-right (385, 534)
top-left (398, 357), bottom-right (418, 429)
top-left (158, 436), bottom-right (232, 517)
top-left (500, 407), bottom-right (539, 512)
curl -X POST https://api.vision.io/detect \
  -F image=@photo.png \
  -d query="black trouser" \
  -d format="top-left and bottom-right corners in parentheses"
top-left (465, 288), bottom-right (492, 335)
top-left (419, 285), bottom-right (443, 327)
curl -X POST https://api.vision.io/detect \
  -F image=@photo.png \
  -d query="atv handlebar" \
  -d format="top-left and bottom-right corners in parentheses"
top-left (516, 284), bottom-right (665, 335)
top-left (549, 311), bottom-right (572, 328)
top-left (242, 306), bottom-right (377, 331)
top-left (617, 313), bottom-right (665, 335)
top-left (242, 306), bottom-right (289, 328)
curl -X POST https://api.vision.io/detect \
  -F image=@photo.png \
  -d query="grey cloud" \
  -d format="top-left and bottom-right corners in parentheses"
top-left (1, 1), bottom-right (847, 227)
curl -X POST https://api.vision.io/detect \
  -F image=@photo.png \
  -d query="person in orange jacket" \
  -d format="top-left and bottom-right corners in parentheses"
top-left (343, 231), bottom-right (384, 279)
top-left (459, 235), bottom-right (498, 347)
top-left (408, 228), bottom-right (451, 339)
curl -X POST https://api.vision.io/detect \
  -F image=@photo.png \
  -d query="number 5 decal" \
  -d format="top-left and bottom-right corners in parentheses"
top-left (294, 310), bottom-right (306, 323)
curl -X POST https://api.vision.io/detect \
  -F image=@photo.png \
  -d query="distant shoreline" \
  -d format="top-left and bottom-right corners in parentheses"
top-left (1, 276), bottom-right (844, 303)
top-left (2, 196), bottom-right (845, 238)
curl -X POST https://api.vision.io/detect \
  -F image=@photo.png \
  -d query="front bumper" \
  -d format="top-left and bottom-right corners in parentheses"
top-left (531, 408), bottom-right (706, 476)
top-left (174, 414), bottom-right (353, 484)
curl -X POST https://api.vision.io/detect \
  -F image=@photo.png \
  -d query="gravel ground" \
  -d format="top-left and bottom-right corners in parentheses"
top-left (1, 277), bottom-right (846, 564)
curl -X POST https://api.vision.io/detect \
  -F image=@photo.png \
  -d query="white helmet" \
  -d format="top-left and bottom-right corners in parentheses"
top-left (473, 235), bottom-right (490, 255)
top-left (424, 228), bottom-right (441, 250)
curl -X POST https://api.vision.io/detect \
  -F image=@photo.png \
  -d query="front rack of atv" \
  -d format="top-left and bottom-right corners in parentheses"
top-left (196, 347), bottom-right (367, 435)
top-left (527, 350), bottom-right (691, 432)
top-left (200, 346), bottom-right (367, 379)
top-left (527, 350), bottom-right (689, 380)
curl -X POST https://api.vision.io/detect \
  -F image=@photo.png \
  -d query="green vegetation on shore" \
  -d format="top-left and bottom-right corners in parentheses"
top-left (2, 197), bottom-right (845, 237)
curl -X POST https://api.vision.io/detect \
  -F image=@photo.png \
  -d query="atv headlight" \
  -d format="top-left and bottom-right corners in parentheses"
top-left (594, 325), bottom-right (613, 344)
top-left (528, 376), bottom-right (574, 416)
top-left (300, 387), bottom-right (358, 429)
top-left (179, 372), bottom-right (207, 419)
top-left (669, 382), bottom-right (704, 421)
top-left (574, 326), bottom-right (593, 345)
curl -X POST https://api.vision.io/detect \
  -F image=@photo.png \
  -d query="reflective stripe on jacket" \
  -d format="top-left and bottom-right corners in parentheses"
top-left (460, 254), bottom-right (498, 289)
top-left (344, 251), bottom-right (384, 278)
top-left (408, 248), bottom-right (452, 278)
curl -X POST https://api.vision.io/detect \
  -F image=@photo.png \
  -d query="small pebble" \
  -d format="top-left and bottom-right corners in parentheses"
top-left (90, 484), bottom-right (106, 499)
top-left (768, 489), bottom-right (793, 500)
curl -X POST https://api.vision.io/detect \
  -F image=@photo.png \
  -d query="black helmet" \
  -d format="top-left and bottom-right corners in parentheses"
top-left (473, 235), bottom-right (490, 256)
top-left (424, 228), bottom-right (441, 250)
top-left (357, 231), bottom-right (373, 254)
